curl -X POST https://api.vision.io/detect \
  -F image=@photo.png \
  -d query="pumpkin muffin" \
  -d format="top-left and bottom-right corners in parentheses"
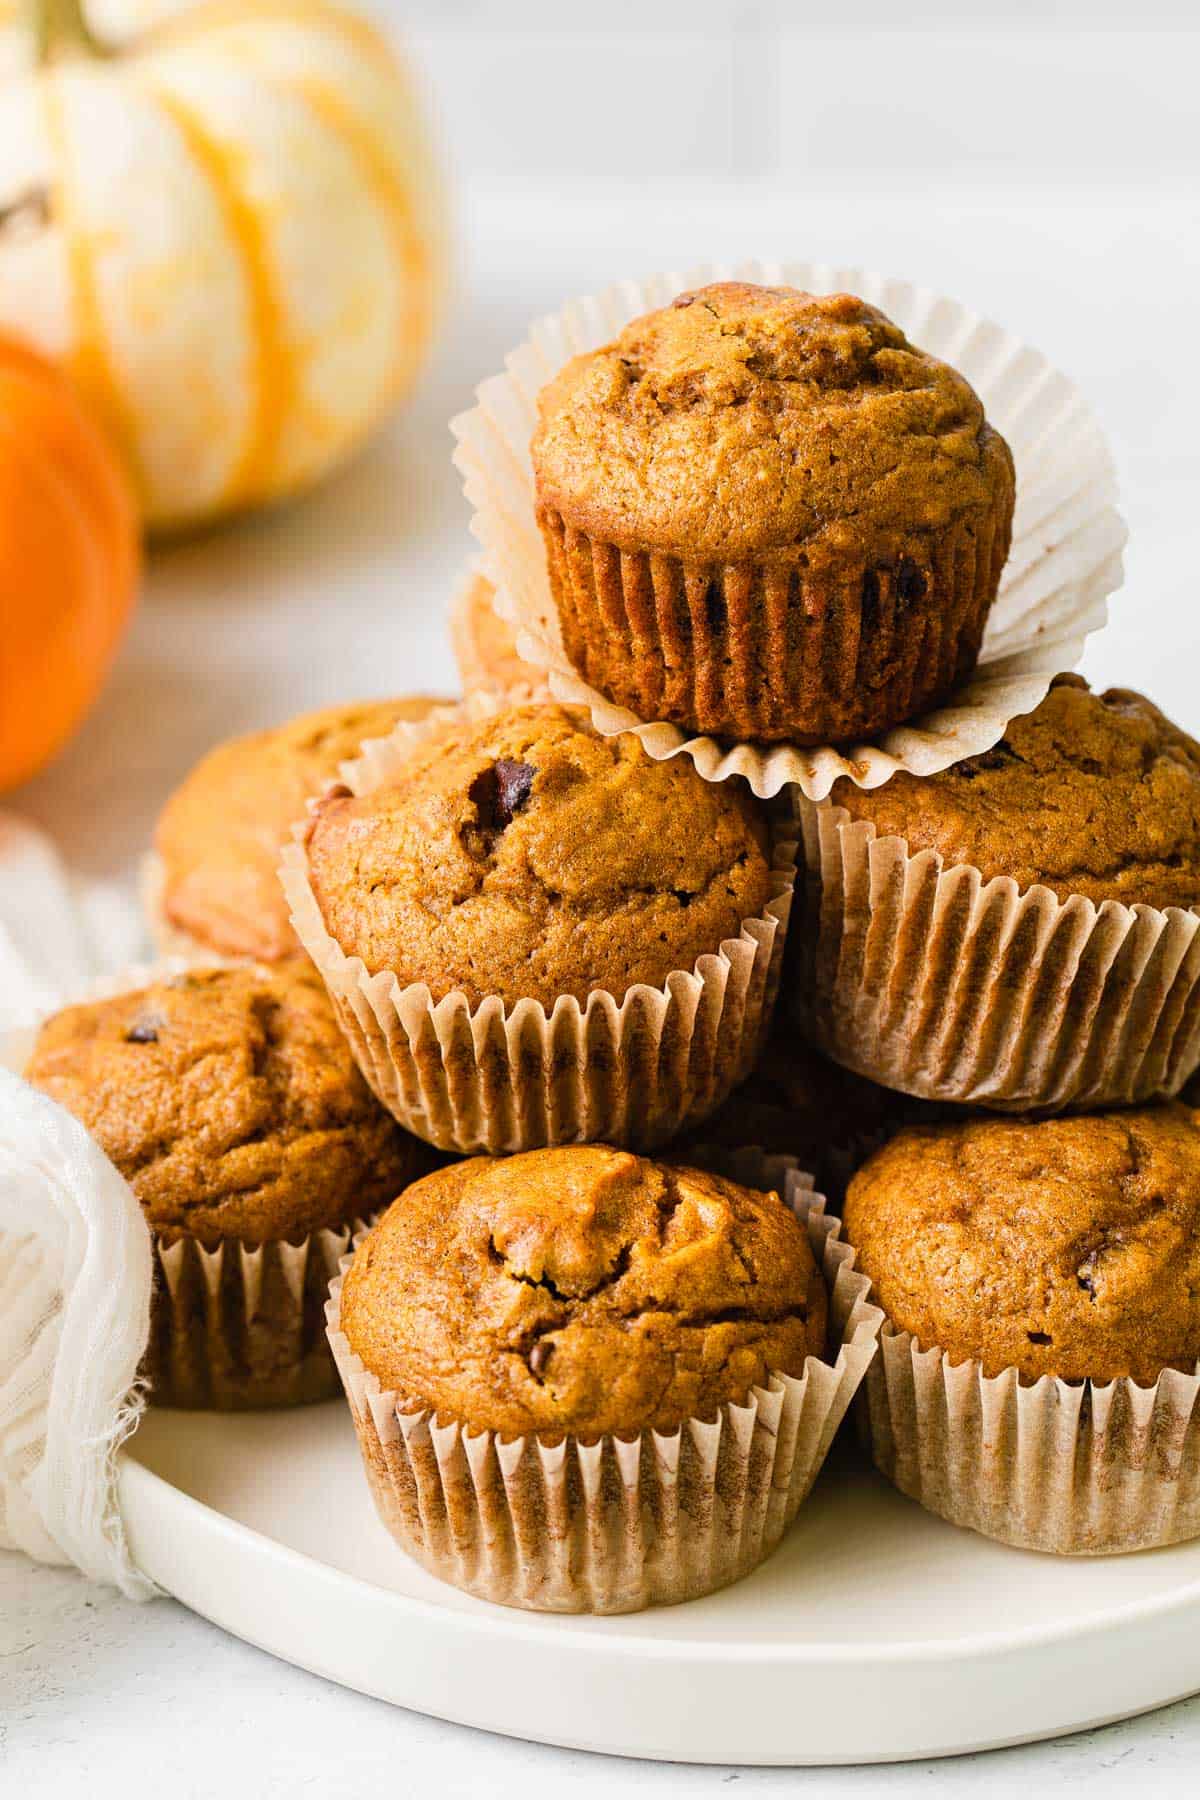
top-left (327, 1144), bottom-right (879, 1610)
top-left (845, 1106), bottom-right (1200, 1384)
top-left (829, 673), bottom-right (1200, 909)
top-left (302, 700), bottom-right (777, 1011)
top-left (151, 695), bottom-right (447, 963)
top-left (532, 281), bottom-right (1015, 745)
top-left (796, 675), bottom-right (1200, 1111)
top-left (450, 571), bottom-right (542, 698)
top-left (844, 1107), bottom-right (1200, 1553)
top-left (27, 961), bottom-right (427, 1408)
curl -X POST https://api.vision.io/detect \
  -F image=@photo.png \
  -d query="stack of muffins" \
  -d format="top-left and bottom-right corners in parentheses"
top-left (24, 280), bottom-right (1200, 1610)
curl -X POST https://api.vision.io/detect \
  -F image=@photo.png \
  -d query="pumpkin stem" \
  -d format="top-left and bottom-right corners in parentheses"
top-left (30, 0), bottom-right (111, 62)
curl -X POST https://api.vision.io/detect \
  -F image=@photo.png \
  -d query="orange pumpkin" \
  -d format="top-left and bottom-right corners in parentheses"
top-left (0, 335), bottom-right (139, 792)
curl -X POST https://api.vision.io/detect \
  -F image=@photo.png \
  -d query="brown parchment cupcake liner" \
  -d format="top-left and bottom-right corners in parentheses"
top-left (149, 1219), bottom-right (368, 1410)
top-left (791, 800), bottom-right (1200, 1111)
top-left (280, 702), bottom-right (796, 1154)
top-left (861, 1326), bottom-right (1200, 1555)
top-left (325, 1156), bottom-right (884, 1612)
top-left (537, 502), bottom-right (1012, 747)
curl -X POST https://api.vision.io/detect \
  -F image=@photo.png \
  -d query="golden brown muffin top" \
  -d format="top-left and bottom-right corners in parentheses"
top-left (339, 1145), bottom-right (826, 1438)
top-left (156, 696), bottom-right (446, 962)
top-left (843, 1106), bottom-right (1200, 1384)
top-left (829, 674), bottom-right (1200, 910)
top-left (450, 573), bottom-right (542, 699)
top-left (26, 962), bottom-right (425, 1245)
top-left (532, 282), bottom-right (1012, 564)
top-left (303, 701), bottom-right (776, 1010)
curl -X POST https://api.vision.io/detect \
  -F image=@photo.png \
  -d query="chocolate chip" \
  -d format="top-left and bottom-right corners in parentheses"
top-left (1077, 1251), bottom-right (1099, 1296)
top-left (954, 740), bottom-right (1017, 780)
top-left (529, 1341), bottom-right (551, 1377)
top-left (469, 758), bottom-right (536, 835)
top-left (896, 558), bottom-right (927, 607)
top-left (125, 1014), bottom-right (163, 1044)
top-left (1027, 1330), bottom-right (1052, 1346)
top-left (673, 293), bottom-right (696, 308)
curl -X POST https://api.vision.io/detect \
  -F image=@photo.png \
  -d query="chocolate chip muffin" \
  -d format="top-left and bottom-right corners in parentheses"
top-left (151, 695), bottom-right (447, 962)
top-left (28, 961), bottom-right (427, 1407)
top-left (327, 1143), bottom-right (869, 1609)
top-left (303, 700), bottom-right (777, 1011)
top-left (532, 282), bottom-right (1015, 745)
top-left (844, 1106), bottom-right (1200, 1384)
top-left (829, 674), bottom-right (1200, 909)
top-left (844, 1105), bottom-right (1200, 1553)
top-left (796, 674), bottom-right (1200, 1111)
top-left (449, 571), bottom-right (542, 699)
top-left (340, 1145), bottom-right (825, 1438)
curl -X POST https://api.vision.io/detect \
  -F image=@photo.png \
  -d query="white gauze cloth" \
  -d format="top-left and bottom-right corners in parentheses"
top-left (0, 813), bottom-right (157, 1599)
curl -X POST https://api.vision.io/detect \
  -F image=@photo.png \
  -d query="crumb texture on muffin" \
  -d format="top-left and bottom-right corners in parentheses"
top-left (843, 1104), bottom-right (1200, 1384)
top-left (304, 701), bottom-right (776, 1009)
top-left (829, 674), bottom-right (1200, 909)
top-left (155, 695), bottom-right (444, 961)
top-left (26, 962), bottom-right (424, 1243)
top-left (532, 283), bottom-right (1012, 564)
top-left (339, 1144), bottom-right (826, 1438)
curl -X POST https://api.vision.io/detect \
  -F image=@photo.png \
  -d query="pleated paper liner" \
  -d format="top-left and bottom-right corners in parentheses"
top-left (150, 1218), bottom-right (367, 1410)
top-left (280, 699), bottom-right (796, 1154)
top-left (861, 1327), bottom-right (1200, 1555)
top-left (325, 1155), bottom-right (884, 1613)
top-left (791, 800), bottom-right (1200, 1111)
top-left (20, 958), bottom-right (377, 1411)
top-left (451, 259), bottom-right (1126, 799)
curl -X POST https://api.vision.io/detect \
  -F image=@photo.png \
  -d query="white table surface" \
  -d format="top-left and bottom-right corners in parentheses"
top-left (4, 176), bottom-right (1200, 1790)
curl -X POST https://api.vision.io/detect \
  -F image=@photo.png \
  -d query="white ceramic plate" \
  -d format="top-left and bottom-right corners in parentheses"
top-left (118, 1402), bottom-right (1200, 1766)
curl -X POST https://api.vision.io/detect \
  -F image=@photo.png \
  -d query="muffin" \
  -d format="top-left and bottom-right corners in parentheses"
top-left (532, 282), bottom-right (1015, 745)
top-left (326, 1144), bottom-right (879, 1611)
top-left (449, 571), bottom-right (542, 698)
top-left (795, 675), bottom-right (1200, 1111)
top-left (844, 1107), bottom-right (1200, 1553)
top-left (26, 961), bottom-right (427, 1408)
top-left (283, 697), bottom-right (795, 1151)
top-left (150, 695), bottom-right (447, 963)
top-left (678, 1025), bottom-right (943, 1202)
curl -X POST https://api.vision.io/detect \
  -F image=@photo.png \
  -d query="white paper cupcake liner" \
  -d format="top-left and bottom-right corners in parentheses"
top-left (325, 1154), bottom-right (883, 1612)
top-left (791, 800), bottom-right (1200, 1111)
top-left (862, 1326), bottom-right (1200, 1555)
top-left (281, 699), bottom-right (796, 1153)
top-left (451, 259), bottom-right (1125, 799)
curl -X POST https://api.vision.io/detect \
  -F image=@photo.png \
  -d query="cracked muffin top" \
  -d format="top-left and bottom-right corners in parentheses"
top-left (26, 962), bottom-right (426, 1245)
top-left (302, 700), bottom-right (777, 1009)
top-left (338, 1144), bottom-right (826, 1438)
top-left (531, 282), bottom-right (1013, 565)
top-left (843, 1105), bottom-right (1200, 1384)
top-left (828, 675), bottom-right (1200, 910)
top-left (155, 695), bottom-right (446, 962)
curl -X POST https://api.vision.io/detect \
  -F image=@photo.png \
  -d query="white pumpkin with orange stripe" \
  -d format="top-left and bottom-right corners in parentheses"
top-left (0, 0), bottom-right (446, 530)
